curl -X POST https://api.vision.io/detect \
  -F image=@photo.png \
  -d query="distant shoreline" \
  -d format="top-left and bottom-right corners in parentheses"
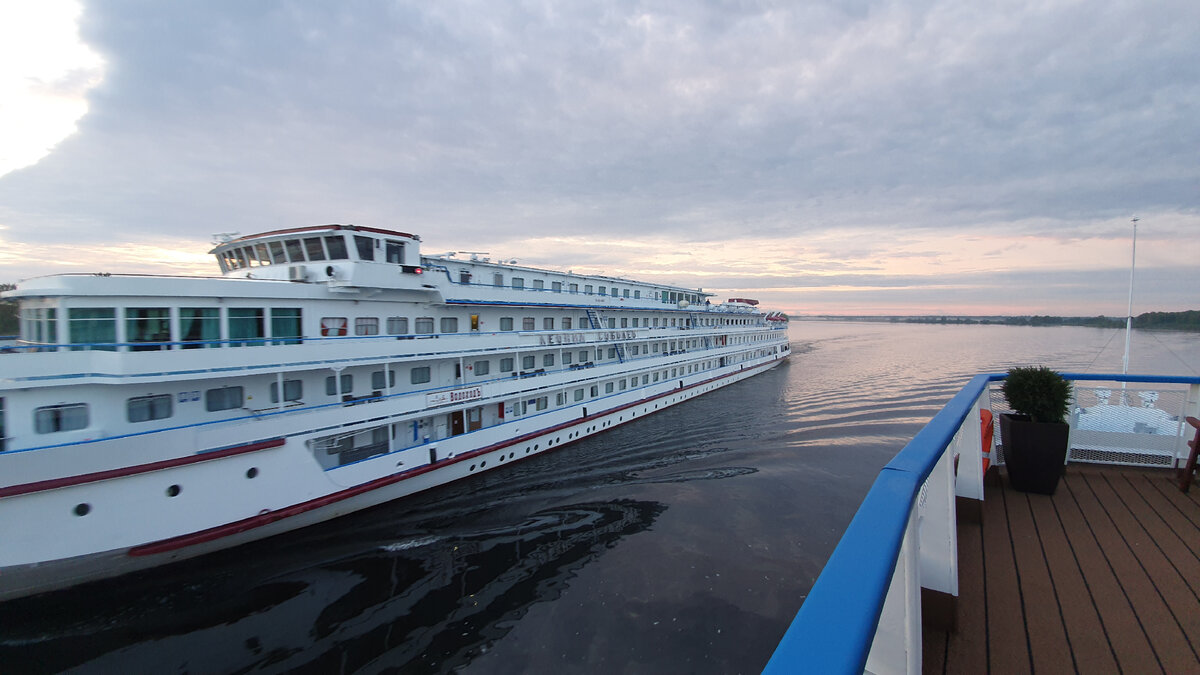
top-left (793, 310), bottom-right (1200, 331)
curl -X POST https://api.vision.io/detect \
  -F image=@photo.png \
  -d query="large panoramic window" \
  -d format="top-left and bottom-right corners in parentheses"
top-left (228, 308), bottom-right (264, 347)
top-left (180, 308), bottom-right (219, 348)
top-left (68, 308), bottom-right (116, 351)
top-left (271, 308), bottom-right (302, 345)
top-left (125, 308), bottom-right (170, 351)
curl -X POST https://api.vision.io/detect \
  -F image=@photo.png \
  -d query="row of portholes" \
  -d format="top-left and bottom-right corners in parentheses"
top-left (72, 466), bottom-right (261, 517)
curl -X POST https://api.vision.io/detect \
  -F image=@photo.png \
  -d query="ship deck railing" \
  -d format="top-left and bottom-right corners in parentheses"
top-left (765, 372), bottom-right (1200, 674)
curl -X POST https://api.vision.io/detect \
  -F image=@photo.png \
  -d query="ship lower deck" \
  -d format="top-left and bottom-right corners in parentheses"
top-left (924, 463), bottom-right (1200, 674)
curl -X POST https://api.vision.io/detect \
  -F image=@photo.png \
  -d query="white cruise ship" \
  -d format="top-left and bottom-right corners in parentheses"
top-left (0, 224), bottom-right (790, 600)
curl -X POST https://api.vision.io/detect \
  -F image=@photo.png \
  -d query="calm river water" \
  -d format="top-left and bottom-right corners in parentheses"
top-left (3, 322), bottom-right (1198, 674)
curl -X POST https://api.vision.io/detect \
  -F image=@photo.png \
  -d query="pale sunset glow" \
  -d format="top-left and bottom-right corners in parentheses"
top-left (0, 2), bottom-right (1196, 317)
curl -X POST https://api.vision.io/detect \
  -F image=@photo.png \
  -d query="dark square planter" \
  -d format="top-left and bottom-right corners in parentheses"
top-left (1000, 413), bottom-right (1069, 495)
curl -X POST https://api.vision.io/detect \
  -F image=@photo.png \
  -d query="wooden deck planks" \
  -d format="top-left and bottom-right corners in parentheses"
top-left (924, 465), bottom-right (1200, 674)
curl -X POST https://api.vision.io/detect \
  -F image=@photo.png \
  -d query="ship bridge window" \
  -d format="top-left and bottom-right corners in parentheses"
top-left (284, 239), bottom-right (305, 262)
top-left (354, 236), bottom-right (375, 261)
top-left (205, 386), bottom-right (244, 412)
top-left (126, 308), bottom-right (170, 351)
top-left (270, 380), bottom-right (304, 403)
top-left (253, 243), bottom-right (271, 265)
top-left (68, 308), bottom-right (116, 351)
top-left (269, 241), bottom-right (287, 264)
top-left (386, 240), bottom-right (404, 264)
top-left (34, 403), bottom-right (89, 433)
top-left (355, 317), bottom-right (379, 336)
top-left (181, 308), bottom-right (219, 348)
top-left (324, 236), bottom-right (349, 260)
top-left (229, 308), bottom-right (265, 346)
top-left (127, 394), bottom-right (173, 423)
top-left (303, 237), bottom-right (326, 261)
top-left (271, 308), bottom-right (302, 345)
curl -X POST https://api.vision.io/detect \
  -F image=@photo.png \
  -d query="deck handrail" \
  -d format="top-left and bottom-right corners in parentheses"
top-left (764, 372), bottom-right (1200, 674)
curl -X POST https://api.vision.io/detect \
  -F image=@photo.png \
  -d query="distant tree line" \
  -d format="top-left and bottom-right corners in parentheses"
top-left (893, 310), bottom-right (1199, 330)
top-left (0, 283), bottom-right (15, 336)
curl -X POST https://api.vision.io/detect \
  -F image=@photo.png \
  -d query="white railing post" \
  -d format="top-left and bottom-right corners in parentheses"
top-left (919, 440), bottom-right (958, 597)
top-left (955, 395), bottom-right (986, 500)
top-left (865, 506), bottom-right (922, 675)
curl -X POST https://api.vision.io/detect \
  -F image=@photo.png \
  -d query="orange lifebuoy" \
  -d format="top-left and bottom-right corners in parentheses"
top-left (981, 409), bottom-right (994, 472)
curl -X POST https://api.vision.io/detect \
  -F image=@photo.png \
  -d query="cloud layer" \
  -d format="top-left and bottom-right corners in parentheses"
top-left (1, 0), bottom-right (1197, 314)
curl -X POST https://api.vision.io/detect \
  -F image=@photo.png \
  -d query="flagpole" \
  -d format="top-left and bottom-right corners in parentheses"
top-left (1121, 216), bottom-right (1139, 376)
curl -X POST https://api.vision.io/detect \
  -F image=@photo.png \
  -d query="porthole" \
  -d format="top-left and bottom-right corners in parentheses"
top-left (499, 454), bottom-right (505, 462)
top-left (166, 484), bottom-right (181, 497)
top-left (509, 452), bottom-right (515, 459)
top-left (246, 467), bottom-right (259, 479)
top-left (533, 445), bottom-right (539, 450)
top-left (470, 463), bottom-right (476, 471)
top-left (525, 448), bottom-right (531, 454)
top-left (481, 461), bottom-right (487, 467)
top-left (74, 503), bottom-right (91, 516)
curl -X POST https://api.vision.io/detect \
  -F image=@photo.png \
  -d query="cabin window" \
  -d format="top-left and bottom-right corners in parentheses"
top-left (303, 237), bottom-right (326, 261)
top-left (440, 317), bottom-right (458, 333)
top-left (499, 358), bottom-right (514, 373)
top-left (325, 374), bottom-right (353, 395)
top-left (634, 290), bottom-right (641, 299)
top-left (126, 389), bottom-right (175, 420)
top-left (499, 317), bottom-right (513, 331)
top-left (354, 236), bottom-right (375, 261)
top-left (371, 370), bottom-right (396, 389)
top-left (512, 277), bottom-right (525, 289)
top-left (386, 317), bottom-right (408, 334)
top-left (578, 350), bottom-right (588, 363)
top-left (411, 367), bottom-right (431, 384)
top-left (269, 241), bottom-right (287, 263)
top-left (608, 348), bottom-right (617, 359)
top-left (552, 281), bottom-right (562, 293)
top-left (606, 382), bottom-right (614, 393)
top-left (386, 240), bottom-right (404, 264)
top-left (355, 317), bottom-right (379, 336)
top-left (324, 236), bottom-right (349, 260)
top-left (34, 403), bottom-right (89, 433)
top-left (619, 380), bottom-right (627, 391)
top-left (470, 314), bottom-right (480, 331)
top-left (569, 283), bottom-right (578, 293)
top-left (598, 287), bottom-right (606, 296)
top-left (205, 386), bottom-right (244, 412)
top-left (284, 239), bottom-right (305, 262)
top-left (20, 307), bottom-right (57, 345)
top-left (608, 318), bottom-right (616, 329)
top-left (632, 345), bottom-right (640, 355)
top-left (621, 318), bottom-right (628, 328)
top-left (574, 389), bottom-right (584, 402)
top-left (271, 308), bottom-right (302, 345)
top-left (68, 308), bottom-right (116, 351)
top-left (556, 393), bottom-right (565, 406)
top-left (493, 273), bottom-right (503, 286)
top-left (536, 396), bottom-right (548, 411)
top-left (533, 279), bottom-right (544, 290)
top-left (229, 308), bottom-right (265, 346)
top-left (562, 317), bottom-right (572, 330)
top-left (473, 360), bottom-right (490, 375)
top-left (563, 351), bottom-right (572, 364)
top-left (580, 314), bottom-right (589, 327)
top-left (624, 289), bottom-right (630, 298)
top-left (181, 308), bottom-right (220, 348)
top-left (543, 354), bottom-right (554, 367)
top-left (522, 317), bottom-right (535, 331)
top-left (459, 270), bottom-right (471, 284)
top-left (414, 318), bottom-right (434, 334)
top-left (269, 380), bottom-right (303, 403)
top-left (320, 317), bottom-right (348, 337)
top-left (522, 355), bottom-right (535, 370)
top-left (584, 285), bottom-right (592, 294)
top-left (126, 308), bottom-right (170, 350)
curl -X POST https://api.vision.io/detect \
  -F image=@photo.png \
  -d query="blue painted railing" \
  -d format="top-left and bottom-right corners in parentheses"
top-left (764, 372), bottom-right (1200, 674)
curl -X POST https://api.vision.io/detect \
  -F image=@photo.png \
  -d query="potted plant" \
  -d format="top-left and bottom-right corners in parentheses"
top-left (999, 366), bottom-right (1072, 495)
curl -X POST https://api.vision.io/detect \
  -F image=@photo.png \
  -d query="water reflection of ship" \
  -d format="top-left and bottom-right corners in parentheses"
top-left (3, 500), bottom-right (664, 673)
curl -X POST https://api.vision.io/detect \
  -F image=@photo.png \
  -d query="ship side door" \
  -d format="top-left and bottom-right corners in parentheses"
top-left (449, 410), bottom-right (465, 436)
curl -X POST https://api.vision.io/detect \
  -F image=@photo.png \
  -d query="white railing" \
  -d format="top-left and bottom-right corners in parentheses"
top-left (765, 372), bottom-right (1200, 674)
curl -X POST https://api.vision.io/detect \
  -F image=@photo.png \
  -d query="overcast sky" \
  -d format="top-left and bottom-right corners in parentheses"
top-left (1, 0), bottom-right (1197, 315)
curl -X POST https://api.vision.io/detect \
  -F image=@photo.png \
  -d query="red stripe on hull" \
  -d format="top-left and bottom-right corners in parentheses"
top-left (0, 439), bottom-right (285, 499)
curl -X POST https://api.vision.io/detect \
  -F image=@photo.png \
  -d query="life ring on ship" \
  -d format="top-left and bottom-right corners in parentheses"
top-left (980, 409), bottom-right (994, 472)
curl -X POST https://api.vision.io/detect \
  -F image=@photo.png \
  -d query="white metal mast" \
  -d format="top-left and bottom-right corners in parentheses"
top-left (1121, 216), bottom-right (1139, 376)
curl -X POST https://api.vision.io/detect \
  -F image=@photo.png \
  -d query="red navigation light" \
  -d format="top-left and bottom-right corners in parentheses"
top-left (414, 267), bottom-right (423, 274)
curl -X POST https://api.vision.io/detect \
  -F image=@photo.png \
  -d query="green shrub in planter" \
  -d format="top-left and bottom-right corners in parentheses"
top-left (1000, 367), bottom-right (1072, 494)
